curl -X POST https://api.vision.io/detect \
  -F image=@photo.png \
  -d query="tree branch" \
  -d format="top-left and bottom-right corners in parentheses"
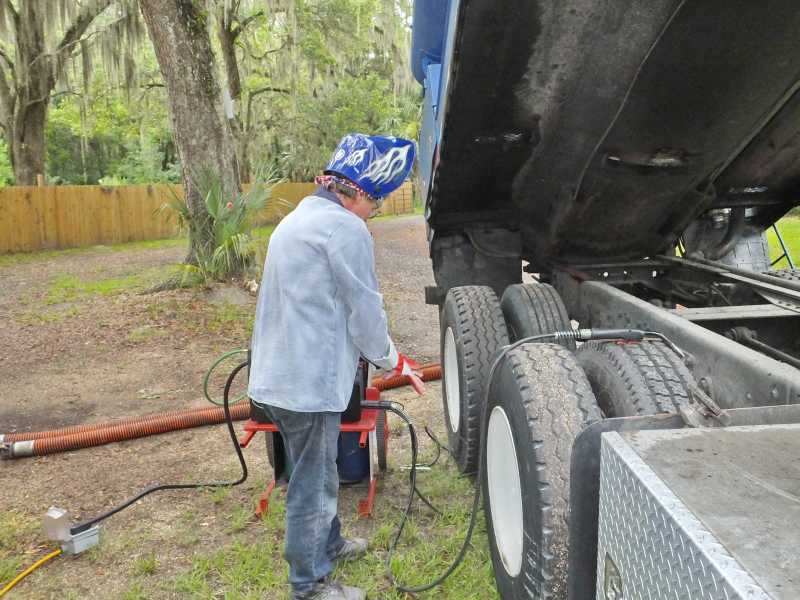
top-left (3, 0), bottom-right (18, 31)
top-left (245, 86), bottom-right (290, 134)
top-left (248, 38), bottom-right (289, 61)
top-left (0, 47), bottom-right (14, 82)
top-left (38, 0), bottom-right (115, 83)
top-left (57, 0), bottom-right (114, 54)
top-left (232, 10), bottom-right (264, 37)
top-left (250, 86), bottom-right (290, 96)
top-left (0, 61), bottom-right (14, 126)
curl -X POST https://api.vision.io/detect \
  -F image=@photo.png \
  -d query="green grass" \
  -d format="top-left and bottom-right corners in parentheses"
top-left (98, 457), bottom-right (497, 599)
top-left (157, 463), bottom-right (498, 600)
top-left (15, 304), bottom-right (82, 325)
top-left (131, 553), bottom-right (158, 577)
top-left (768, 217), bottom-right (800, 268)
top-left (44, 265), bottom-right (179, 304)
top-left (0, 510), bottom-right (47, 590)
top-left (143, 296), bottom-right (254, 339)
top-left (120, 582), bottom-right (150, 600)
top-left (251, 224), bottom-right (276, 242)
top-left (0, 236), bottom-right (186, 268)
top-left (126, 325), bottom-right (167, 343)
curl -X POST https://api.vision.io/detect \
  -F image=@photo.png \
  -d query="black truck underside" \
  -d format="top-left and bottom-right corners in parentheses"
top-left (430, 0), bottom-right (800, 269)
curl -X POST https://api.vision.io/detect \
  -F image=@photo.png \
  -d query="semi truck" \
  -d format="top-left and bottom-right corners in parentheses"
top-left (410, 2), bottom-right (800, 598)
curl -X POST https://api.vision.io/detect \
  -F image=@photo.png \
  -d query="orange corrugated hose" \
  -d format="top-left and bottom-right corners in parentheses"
top-left (2, 405), bottom-right (229, 443)
top-left (2, 363), bottom-right (442, 457)
top-left (373, 363), bottom-right (441, 391)
top-left (31, 402), bottom-right (252, 456)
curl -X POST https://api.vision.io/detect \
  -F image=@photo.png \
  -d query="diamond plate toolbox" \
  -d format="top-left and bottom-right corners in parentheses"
top-left (596, 431), bottom-right (773, 600)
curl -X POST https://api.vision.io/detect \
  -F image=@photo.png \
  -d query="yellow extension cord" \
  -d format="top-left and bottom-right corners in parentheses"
top-left (0, 548), bottom-right (62, 598)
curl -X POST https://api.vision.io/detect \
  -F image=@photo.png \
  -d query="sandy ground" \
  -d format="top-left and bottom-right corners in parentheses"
top-left (0, 215), bottom-right (459, 599)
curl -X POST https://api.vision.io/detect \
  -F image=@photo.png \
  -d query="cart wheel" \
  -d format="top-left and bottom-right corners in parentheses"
top-left (576, 340), bottom-right (693, 416)
top-left (265, 431), bottom-right (276, 468)
top-left (265, 432), bottom-right (289, 484)
top-left (376, 409), bottom-right (388, 471)
top-left (500, 282), bottom-right (575, 349)
top-left (482, 343), bottom-right (602, 598)
top-left (441, 285), bottom-right (509, 474)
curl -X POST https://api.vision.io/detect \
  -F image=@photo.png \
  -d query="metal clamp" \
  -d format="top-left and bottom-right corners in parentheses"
top-left (680, 383), bottom-right (732, 427)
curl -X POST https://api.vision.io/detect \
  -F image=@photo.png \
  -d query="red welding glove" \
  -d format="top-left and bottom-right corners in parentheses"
top-left (387, 353), bottom-right (426, 396)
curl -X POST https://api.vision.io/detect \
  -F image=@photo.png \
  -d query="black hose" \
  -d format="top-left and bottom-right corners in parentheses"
top-left (419, 426), bottom-right (449, 468)
top-left (70, 361), bottom-right (250, 535)
top-left (361, 400), bottom-right (471, 594)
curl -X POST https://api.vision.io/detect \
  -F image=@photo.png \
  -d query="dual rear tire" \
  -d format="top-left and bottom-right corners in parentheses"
top-left (439, 282), bottom-right (572, 474)
top-left (440, 286), bottom-right (509, 473)
top-left (482, 343), bottom-right (602, 598)
top-left (440, 282), bottom-right (695, 599)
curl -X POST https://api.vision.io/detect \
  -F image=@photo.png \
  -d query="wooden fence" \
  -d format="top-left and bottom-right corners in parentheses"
top-left (0, 181), bottom-right (414, 254)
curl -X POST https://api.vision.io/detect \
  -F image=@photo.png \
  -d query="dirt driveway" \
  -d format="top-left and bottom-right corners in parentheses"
top-left (0, 216), bottom-right (495, 599)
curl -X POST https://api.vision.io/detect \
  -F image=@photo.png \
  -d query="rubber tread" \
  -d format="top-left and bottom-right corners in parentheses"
top-left (576, 340), bottom-right (693, 417)
top-left (500, 283), bottom-right (575, 350)
top-left (483, 343), bottom-right (602, 599)
top-left (265, 431), bottom-right (276, 468)
top-left (376, 409), bottom-right (388, 471)
top-left (441, 285), bottom-right (509, 473)
top-left (265, 432), bottom-right (290, 484)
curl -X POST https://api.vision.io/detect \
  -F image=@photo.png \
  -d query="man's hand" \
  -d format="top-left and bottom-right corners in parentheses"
top-left (386, 353), bottom-right (426, 395)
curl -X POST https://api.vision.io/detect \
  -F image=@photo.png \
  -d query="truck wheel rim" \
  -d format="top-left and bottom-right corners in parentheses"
top-left (487, 406), bottom-right (524, 577)
top-left (444, 327), bottom-right (460, 433)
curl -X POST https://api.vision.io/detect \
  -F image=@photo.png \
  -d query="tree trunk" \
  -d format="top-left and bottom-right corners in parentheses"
top-left (216, 8), bottom-right (250, 183)
top-left (10, 102), bottom-right (47, 185)
top-left (9, 3), bottom-right (50, 184)
top-left (139, 0), bottom-right (240, 263)
top-left (0, 0), bottom-right (112, 185)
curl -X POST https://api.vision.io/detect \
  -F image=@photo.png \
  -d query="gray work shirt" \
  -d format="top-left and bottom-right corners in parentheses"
top-left (247, 188), bottom-right (394, 413)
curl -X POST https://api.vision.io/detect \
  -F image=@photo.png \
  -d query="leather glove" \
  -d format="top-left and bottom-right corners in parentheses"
top-left (387, 352), bottom-right (426, 396)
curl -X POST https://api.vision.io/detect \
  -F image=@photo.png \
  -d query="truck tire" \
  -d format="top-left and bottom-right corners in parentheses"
top-left (482, 343), bottom-right (602, 599)
top-left (576, 340), bottom-right (693, 416)
top-left (431, 231), bottom-right (522, 300)
top-left (500, 282), bottom-right (575, 349)
top-left (441, 285), bottom-right (509, 474)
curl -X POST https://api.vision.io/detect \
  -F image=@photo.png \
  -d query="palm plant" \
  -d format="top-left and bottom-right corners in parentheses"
top-left (160, 166), bottom-right (282, 285)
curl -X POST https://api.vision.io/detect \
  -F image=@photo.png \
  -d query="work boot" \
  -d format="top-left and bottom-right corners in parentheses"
top-left (331, 537), bottom-right (368, 564)
top-left (292, 580), bottom-right (367, 600)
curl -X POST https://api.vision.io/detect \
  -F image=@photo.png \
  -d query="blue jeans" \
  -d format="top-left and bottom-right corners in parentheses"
top-left (260, 404), bottom-right (345, 595)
